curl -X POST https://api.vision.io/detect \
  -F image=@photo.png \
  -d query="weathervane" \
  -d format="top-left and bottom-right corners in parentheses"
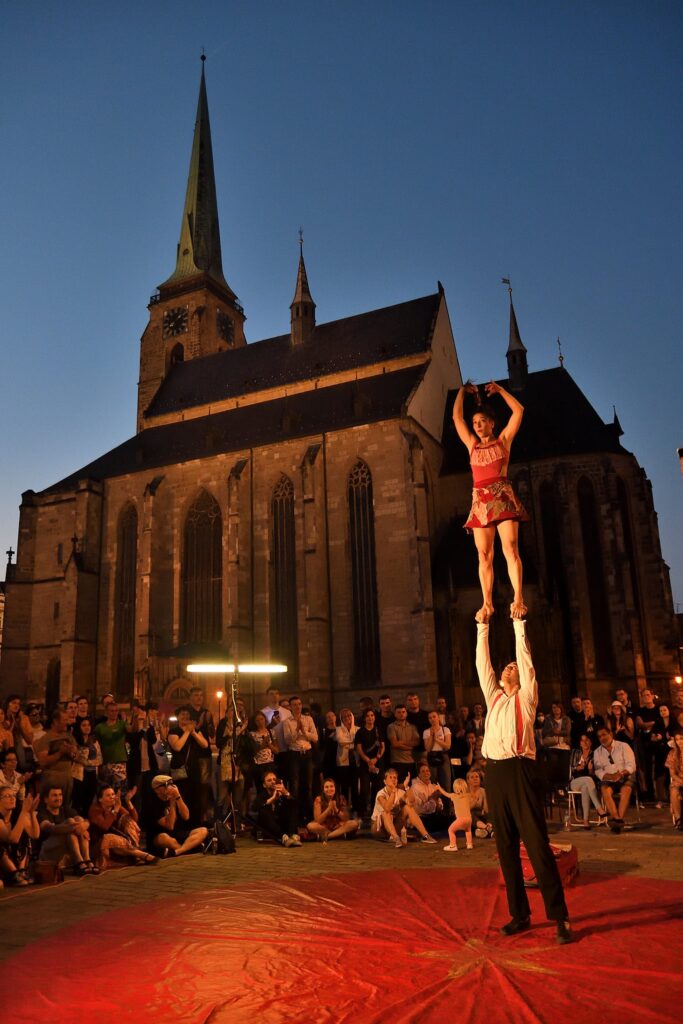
top-left (501, 276), bottom-right (513, 300)
top-left (557, 336), bottom-right (564, 367)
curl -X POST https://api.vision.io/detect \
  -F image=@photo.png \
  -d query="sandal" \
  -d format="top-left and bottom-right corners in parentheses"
top-left (76, 861), bottom-right (90, 876)
top-left (10, 871), bottom-right (29, 887)
top-left (84, 860), bottom-right (101, 875)
top-left (137, 853), bottom-right (158, 864)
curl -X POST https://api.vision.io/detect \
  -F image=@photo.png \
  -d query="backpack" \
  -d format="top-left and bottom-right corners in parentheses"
top-left (213, 819), bottom-right (236, 855)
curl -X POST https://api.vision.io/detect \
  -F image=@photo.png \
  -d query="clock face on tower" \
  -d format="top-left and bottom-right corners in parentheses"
top-left (216, 309), bottom-right (234, 344)
top-left (162, 306), bottom-right (189, 338)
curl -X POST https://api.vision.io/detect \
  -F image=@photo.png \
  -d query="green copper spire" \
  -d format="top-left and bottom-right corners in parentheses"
top-left (161, 58), bottom-right (235, 297)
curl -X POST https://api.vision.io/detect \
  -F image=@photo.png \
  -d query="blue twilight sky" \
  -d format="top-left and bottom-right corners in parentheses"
top-left (1, 1), bottom-right (682, 602)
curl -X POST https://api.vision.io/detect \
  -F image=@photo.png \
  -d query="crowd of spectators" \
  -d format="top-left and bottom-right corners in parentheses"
top-left (0, 682), bottom-right (681, 887)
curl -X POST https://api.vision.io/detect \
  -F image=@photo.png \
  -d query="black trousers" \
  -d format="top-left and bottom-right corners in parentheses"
top-left (487, 757), bottom-right (569, 923)
top-left (257, 798), bottom-right (299, 842)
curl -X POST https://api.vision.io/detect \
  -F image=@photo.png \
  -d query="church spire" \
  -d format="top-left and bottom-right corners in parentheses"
top-left (290, 231), bottom-right (316, 346)
top-left (160, 57), bottom-right (235, 298)
top-left (502, 278), bottom-right (528, 391)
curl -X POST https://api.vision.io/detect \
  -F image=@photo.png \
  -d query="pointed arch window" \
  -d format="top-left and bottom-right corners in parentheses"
top-left (577, 477), bottom-right (614, 674)
top-left (270, 475), bottom-right (298, 678)
top-left (114, 504), bottom-right (138, 697)
top-left (348, 460), bottom-right (381, 683)
top-left (181, 490), bottom-right (222, 644)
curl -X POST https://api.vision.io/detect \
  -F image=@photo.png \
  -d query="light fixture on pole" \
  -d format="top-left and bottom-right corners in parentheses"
top-left (216, 689), bottom-right (224, 720)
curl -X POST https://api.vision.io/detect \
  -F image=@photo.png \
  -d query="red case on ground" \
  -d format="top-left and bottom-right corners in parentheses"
top-left (498, 842), bottom-right (579, 888)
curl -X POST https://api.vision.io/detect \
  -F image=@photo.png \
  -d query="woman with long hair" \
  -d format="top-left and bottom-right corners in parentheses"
top-left (569, 733), bottom-right (607, 827)
top-left (665, 732), bottom-right (683, 830)
top-left (355, 708), bottom-right (384, 822)
top-left (88, 784), bottom-right (157, 869)
top-left (335, 708), bottom-right (359, 811)
top-left (452, 381), bottom-right (527, 621)
top-left (307, 778), bottom-right (360, 842)
top-left (607, 701), bottom-right (635, 746)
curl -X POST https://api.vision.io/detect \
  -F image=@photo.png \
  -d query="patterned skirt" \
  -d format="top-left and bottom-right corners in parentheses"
top-left (464, 478), bottom-right (529, 531)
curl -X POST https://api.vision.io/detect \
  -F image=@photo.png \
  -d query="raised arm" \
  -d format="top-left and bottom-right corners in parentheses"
top-left (452, 384), bottom-right (478, 451)
top-left (476, 622), bottom-right (499, 707)
top-left (485, 381), bottom-right (524, 446)
top-left (513, 619), bottom-right (538, 705)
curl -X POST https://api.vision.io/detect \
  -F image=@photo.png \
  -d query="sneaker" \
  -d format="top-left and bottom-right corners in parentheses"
top-left (466, 843), bottom-right (474, 850)
top-left (500, 917), bottom-right (531, 936)
top-left (475, 827), bottom-right (488, 839)
top-left (281, 834), bottom-right (291, 847)
top-left (421, 834), bottom-right (437, 844)
top-left (393, 836), bottom-right (403, 849)
top-left (443, 844), bottom-right (458, 852)
top-left (290, 834), bottom-right (302, 846)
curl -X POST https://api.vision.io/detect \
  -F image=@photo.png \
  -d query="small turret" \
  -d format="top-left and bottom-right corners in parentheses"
top-left (290, 232), bottom-right (316, 346)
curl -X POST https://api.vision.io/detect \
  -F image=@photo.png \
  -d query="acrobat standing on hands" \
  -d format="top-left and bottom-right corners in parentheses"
top-left (453, 380), bottom-right (528, 621)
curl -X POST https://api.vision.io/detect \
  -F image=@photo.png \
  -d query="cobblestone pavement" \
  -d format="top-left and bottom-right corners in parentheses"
top-left (1, 807), bottom-right (680, 963)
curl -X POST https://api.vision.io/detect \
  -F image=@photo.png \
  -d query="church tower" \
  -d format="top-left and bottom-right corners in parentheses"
top-left (506, 293), bottom-right (528, 392)
top-left (290, 234), bottom-right (316, 346)
top-left (137, 58), bottom-right (246, 431)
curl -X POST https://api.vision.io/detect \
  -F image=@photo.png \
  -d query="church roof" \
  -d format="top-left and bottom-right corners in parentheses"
top-left (145, 292), bottom-right (440, 418)
top-left (42, 364), bottom-right (426, 495)
top-left (441, 366), bottom-right (628, 474)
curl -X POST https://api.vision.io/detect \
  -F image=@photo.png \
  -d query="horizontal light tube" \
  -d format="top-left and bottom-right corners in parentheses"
top-left (186, 663), bottom-right (287, 674)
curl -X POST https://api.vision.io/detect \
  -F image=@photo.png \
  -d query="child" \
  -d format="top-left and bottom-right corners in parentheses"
top-left (440, 778), bottom-right (474, 851)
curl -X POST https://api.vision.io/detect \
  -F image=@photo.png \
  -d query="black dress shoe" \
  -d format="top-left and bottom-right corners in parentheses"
top-left (556, 921), bottom-right (573, 945)
top-left (500, 917), bottom-right (531, 936)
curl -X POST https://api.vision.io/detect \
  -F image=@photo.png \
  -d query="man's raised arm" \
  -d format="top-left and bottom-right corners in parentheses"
top-left (476, 623), bottom-right (499, 707)
top-left (513, 619), bottom-right (538, 704)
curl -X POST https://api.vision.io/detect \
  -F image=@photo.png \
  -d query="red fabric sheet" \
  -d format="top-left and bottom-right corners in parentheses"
top-left (1, 868), bottom-right (682, 1023)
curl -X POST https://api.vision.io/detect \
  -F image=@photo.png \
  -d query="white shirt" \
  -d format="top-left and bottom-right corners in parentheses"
top-left (593, 739), bottom-right (636, 781)
top-left (478, 620), bottom-right (537, 761)
top-left (371, 785), bottom-right (406, 823)
top-left (260, 704), bottom-right (292, 728)
top-left (410, 777), bottom-right (440, 815)
top-left (283, 714), bottom-right (318, 752)
top-left (423, 725), bottom-right (451, 751)
top-left (335, 723), bottom-right (358, 766)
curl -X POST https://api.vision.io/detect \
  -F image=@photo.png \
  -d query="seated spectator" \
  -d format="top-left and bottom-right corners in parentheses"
top-left (569, 734), bottom-right (606, 827)
top-left (254, 770), bottom-right (301, 847)
top-left (34, 708), bottom-right (79, 805)
top-left (467, 769), bottom-right (492, 838)
top-left (370, 768), bottom-right (437, 848)
top-left (0, 787), bottom-right (40, 886)
top-left (142, 775), bottom-right (208, 857)
top-left (88, 784), bottom-right (157, 869)
top-left (534, 711), bottom-right (546, 753)
top-left (441, 778), bottom-right (474, 852)
top-left (37, 784), bottom-right (99, 875)
top-left (335, 708), bottom-right (359, 811)
top-left (307, 778), bottom-right (360, 841)
top-left (424, 710), bottom-right (452, 791)
top-left (593, 726), bottom-right (637, 832)
top-left (665, 732), bottom-right (683, 831)
top-left (0, 748), bottom-right (31, 802)
top-left (410, 762), bottom-right (448, 832)
top-left (607, 701), bottom-right (635, 747)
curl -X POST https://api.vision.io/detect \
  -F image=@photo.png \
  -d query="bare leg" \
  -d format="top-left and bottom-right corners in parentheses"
top-left (601, 785), bottom-right (618, 819)
top-left (306, 821), bottom-right (330, 840)
top-left (381, 811), bottom-right (400, 840)
top-left (671, 786), bottom-right (681, 823)
top-left (618, 785), bottom-right (633, 819)
top-left (327, 820), bottom-right (360, 840)
top-left (402, 804), bottom-right (429, 837)
top-left (497, 520), bottom-right (526, 617)
top-left (473, 527), bottom-right (495, 620)
top-left (175, 827), bottom-right (209, 855)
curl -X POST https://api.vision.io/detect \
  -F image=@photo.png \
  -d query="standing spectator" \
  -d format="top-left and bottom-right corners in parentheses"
top-left (455, 706), bottom-right (470, 737)
top-left (282, 696), bottom-right (318, 820)
top-left (94, 701), bottom-right (130, 792)
top-left (442, 778), bottom-right (474, 852)
top-left (355, 708), bottom-right (384, 822)
top-left (424, 710), bottom-right (452, 791)
top-left (168, 706), bottom-right (210, 824)
top-left (307, 778), bottom-right (360, 841)
top-left (541, 702), bottom-right (572, 790)
top-left (334, 708), bottom-right (359, 811)
top-left (254, 770), bottom-right (301, 846)
top-left (4, 696), bottom-right (34, 771)
top-left (248, 711), bottom-right (278, 780)
top-left (569, 734), bottom-right (606, 827)
top-left (375, 695), bottom-right (394, 755)
top-left (319, 711), bottom-right (339, 785)
top-left (72, 696), bottom-right (91, 743)
top-left (0, 787), bottom-right (40, 886)
top-left (567, 696), bottom-right (583, 731)
top-left (34, 708), bottom-right (78, 805)
top-left (608, 701), bottom-right (635, 747)
top-left (466, 703), bottom-right (487, 738)
top-left (126, 706), bottom-right (158, 808)
top-left (406, 693), bottom-right (430, 753)
top-left (665, 732), bottom-right (683, 831)
top-left (635, 689), bottom-right (664, 801)
top-left (37, 784), bottom-right (98, 875)
top-left (187, 686), bottom-right (216, 825)
top-left (216, 704), bottom-right (248, 820)
top-left (64, 699), bottom-right (79, 734)
top-left (435, 696), bottom-right (450, 727)
top-left (593, 726), bottom-right (637, 831)
top-left (73, 717), bottom-right (102, 816)
top-left (614, 687), bottom-right (637, 720)
top-left (570, 698), bottom-right (604, 748)
top-left (142, 775), bottom-right (208, 857)
top-left (26, 704), bottom-right (46, 745)
top-left (652, 705), bottom-right (673, 807)
top-left (387, 705), bottom-right (419, 776)
top-left (260, 686), bottom-right (292, 728)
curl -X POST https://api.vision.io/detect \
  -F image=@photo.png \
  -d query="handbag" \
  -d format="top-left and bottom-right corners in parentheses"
top-left (427, 751), bottom-right (444, 767)
top-left (170, 740), bottom-right (191, 781)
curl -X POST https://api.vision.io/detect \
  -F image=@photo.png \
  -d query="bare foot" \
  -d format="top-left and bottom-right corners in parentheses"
top-left (476, 604), bottom-right (494, 623)
top-left (510, 600), bottom-right (527, 620)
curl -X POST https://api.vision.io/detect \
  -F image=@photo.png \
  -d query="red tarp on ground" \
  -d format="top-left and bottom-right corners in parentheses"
top-left (1, 867), bottom-right (682, 1023)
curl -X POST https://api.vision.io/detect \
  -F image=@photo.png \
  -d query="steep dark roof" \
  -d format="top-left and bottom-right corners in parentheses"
top-left (441, 367), bottom-right (628, 474)
top-left (145, 292), bottom-right (440, 417)
top-left (42, 365), bottom-right (426, 495)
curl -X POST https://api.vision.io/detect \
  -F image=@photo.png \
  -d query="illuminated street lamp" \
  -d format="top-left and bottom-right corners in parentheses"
top-left (216, 689), bottom-right (224, 720)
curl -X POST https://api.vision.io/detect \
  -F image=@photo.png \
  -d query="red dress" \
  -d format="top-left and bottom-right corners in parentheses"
top-left (464, 439), bottom-right (529, 530)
